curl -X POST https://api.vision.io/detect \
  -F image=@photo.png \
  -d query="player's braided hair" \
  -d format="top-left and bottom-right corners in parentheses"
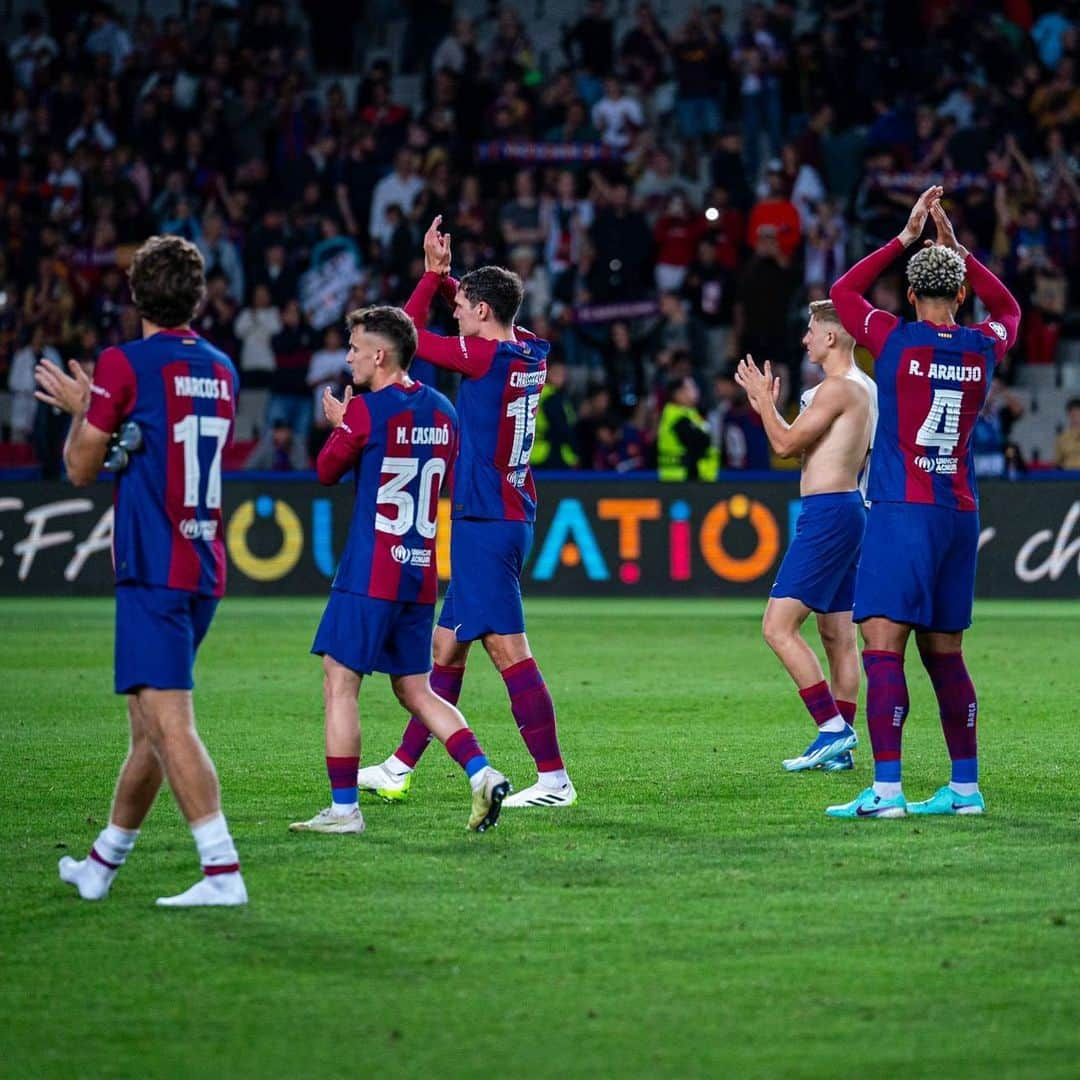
top-left (345, 305), bottom-right (418, 369)
top-left (459, 266), bottom-right (524, 327)
top-left (906, 245), bottom-right (967, 299)
top-left (128, 235), bottom-right (206, 329)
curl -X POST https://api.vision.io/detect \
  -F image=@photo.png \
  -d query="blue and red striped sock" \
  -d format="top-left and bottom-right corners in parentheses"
top-left (920, 649), bottom-right (978, 788)
top-left (326, 755), bottom-right (359, 810)
top-left (837, 699), bottom-right (857, 728)
top-left (798, 680), bottom-right (844, 731)
top-left (863, 650), bottom-right (908, 789)
top-left (445, 728), bottom-right (489, 787)
top-left (502, 658), bottom-right (564, 775)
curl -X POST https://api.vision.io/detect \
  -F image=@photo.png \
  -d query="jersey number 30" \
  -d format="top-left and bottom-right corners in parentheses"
top-left (377, 456), bottom-right (446, 539)
top-left (173, 415), bottom-right (230, 509)
top-left (915, 389), bottom-right (964, 456)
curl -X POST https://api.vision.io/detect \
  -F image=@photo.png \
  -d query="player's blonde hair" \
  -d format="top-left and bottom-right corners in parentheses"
top-left (906, 245), bottom-right (966, 299)
top-left (808, 300), bottom-right (854, 347)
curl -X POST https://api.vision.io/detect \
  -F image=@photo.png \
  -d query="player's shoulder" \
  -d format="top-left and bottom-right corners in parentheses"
top-left (500, 333), bottom-right (550, 363)
top-left (417, 382), bottom-right (457, 423)
top-left (965, 320), bottom-right (1008, 348)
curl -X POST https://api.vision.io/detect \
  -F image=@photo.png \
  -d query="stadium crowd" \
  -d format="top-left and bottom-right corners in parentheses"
top-left (2, 0), bottom-right (1079, 476)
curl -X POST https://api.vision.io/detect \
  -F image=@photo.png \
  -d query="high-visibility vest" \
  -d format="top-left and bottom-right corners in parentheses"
top-left (657, 403), bottom-right (719, 481)
top-left (532, 384), bottom-right (578, 467)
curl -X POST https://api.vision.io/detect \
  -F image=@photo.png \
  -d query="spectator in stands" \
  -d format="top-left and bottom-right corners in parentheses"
top-left (575, 382), bottom-right (614, 471)
top-left (369, 149), bottom-right (424, 253)
top-left (9, 328), bottom-right (59, 443)
top-left (1055, 398), bottom-right (1080, 470)
top-left (564, 0), bottom-right (615, 79)
top-left (246, 420), bottom-right (308, 472)
top-left (619, 3), bottom-right (669, 91)
top-left (233, 284), bottom-right (281, 438)
top-left (653, 191), bottom-right (706, 292)
top-left (500, 170), bottom-right (547, 261)
top-left (197, 212), bottom-right (245, 303)
top-left (721, 388), bottom-right (770, 471)
top-left (589, 180), bottom-right (653, 301)
top-left (533, 358), bottom-right (578, 470)
top-left (269, 298), bottom-right (316, 447)
top-left (657, 374), bottom-right (717, 481)
top-left (748, 162), bottom-right (801, 260)
top-left (685, 238), bottom-right (735, 369)
top-left (670, 7), bottom-right (727, 145)
top-left (733, 228), bottom-right (797, 386)
top-left (591, 77), bottom-right (643, 151)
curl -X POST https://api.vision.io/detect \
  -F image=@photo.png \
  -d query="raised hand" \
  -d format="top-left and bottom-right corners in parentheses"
top-left (323, 384), bottom-right (353, 428)
top-left (422, 215), bottom-right (452, 275)
top-left (733, 354), bottom-right (779, 416)
top-left (35, 358), bottom-right (92, 416)
top-left (899, 185), bottom-right (943, 247)
top-left (930, 201), bottom-right (970, 260)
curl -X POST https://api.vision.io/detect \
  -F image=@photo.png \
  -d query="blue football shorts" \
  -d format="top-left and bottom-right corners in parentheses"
top-left (853, 501), bottom-right (980, 632)
top-left (437, 517), bottom-right (533, 642)
top-left (770, 490), bottom-right (867, 614)
top-left (312, 589), bottom-right (434, 676)
top-left (114, 583), bottom-right (219, 694)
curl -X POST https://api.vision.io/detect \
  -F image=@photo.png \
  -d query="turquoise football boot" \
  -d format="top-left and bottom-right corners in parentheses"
top-left (825, 786), bottom-right (907, 819)
top-left (908, 786), bottom-right (985, 815)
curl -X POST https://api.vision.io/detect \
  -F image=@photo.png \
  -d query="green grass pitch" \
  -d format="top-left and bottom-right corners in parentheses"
top-left (2, 597), bottom-right (1078, 1078)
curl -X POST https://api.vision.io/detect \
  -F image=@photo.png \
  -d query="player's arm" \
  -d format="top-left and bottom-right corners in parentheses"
top-left (35, 348), bottom-right (133, 485)
top-left (316, 389), bottom-right (370, 485)
top-left (929, 202), bottom-right (1021, 356)
top-left (830, 185), bottom-right (943, 354)
top-left (403, 272), bottom-right (498, 377)
top-left (734, 355), bottom-right (846, 459)
top-left (828, 241), bottom-right (902, 355)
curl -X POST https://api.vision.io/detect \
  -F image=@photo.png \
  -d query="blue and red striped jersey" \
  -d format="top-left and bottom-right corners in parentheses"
top-left (316, 380), bottom-right (458, 604)
top-left (869, 320), bottom-right (1000, 509)
top-left (86, 330), bottom-right (237, 597)
top-left (830, 237), bottom-right (1020, 511)
top-left (403, 272), bottom-right (549, 522)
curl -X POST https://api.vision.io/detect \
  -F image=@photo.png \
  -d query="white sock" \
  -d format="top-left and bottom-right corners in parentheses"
top-left (94, 822), bottom-right (139, 866)
top-left (949, 781), bottom-right (979, 797)
top-left (819, 715), bottom-right (847, 734)
top-left (873, 782), bottom-right (903, 799)
top-left (387, 754), bottom-right (413, 777)
top-left (539, 769), bottom-right (569, 789)
top-left (330, 801), bottom-right (358, 816)
top-left (191, 812), bottom-right (239, 870)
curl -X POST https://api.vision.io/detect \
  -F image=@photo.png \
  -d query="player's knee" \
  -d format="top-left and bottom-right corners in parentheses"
top-left (395, 683), bottom-right (427, 715)
top-left (762, 612), bottom-right (792, 651)
top-left (322, 657), bottom-right (360, 702)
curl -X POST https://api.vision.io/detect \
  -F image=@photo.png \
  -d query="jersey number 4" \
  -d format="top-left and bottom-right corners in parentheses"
top-left (915, 389), bottom-right (963, 456)
top-left (173, 415), bottom-right (230, 509)
top-left (376, 456), bottom-right (446, 539)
